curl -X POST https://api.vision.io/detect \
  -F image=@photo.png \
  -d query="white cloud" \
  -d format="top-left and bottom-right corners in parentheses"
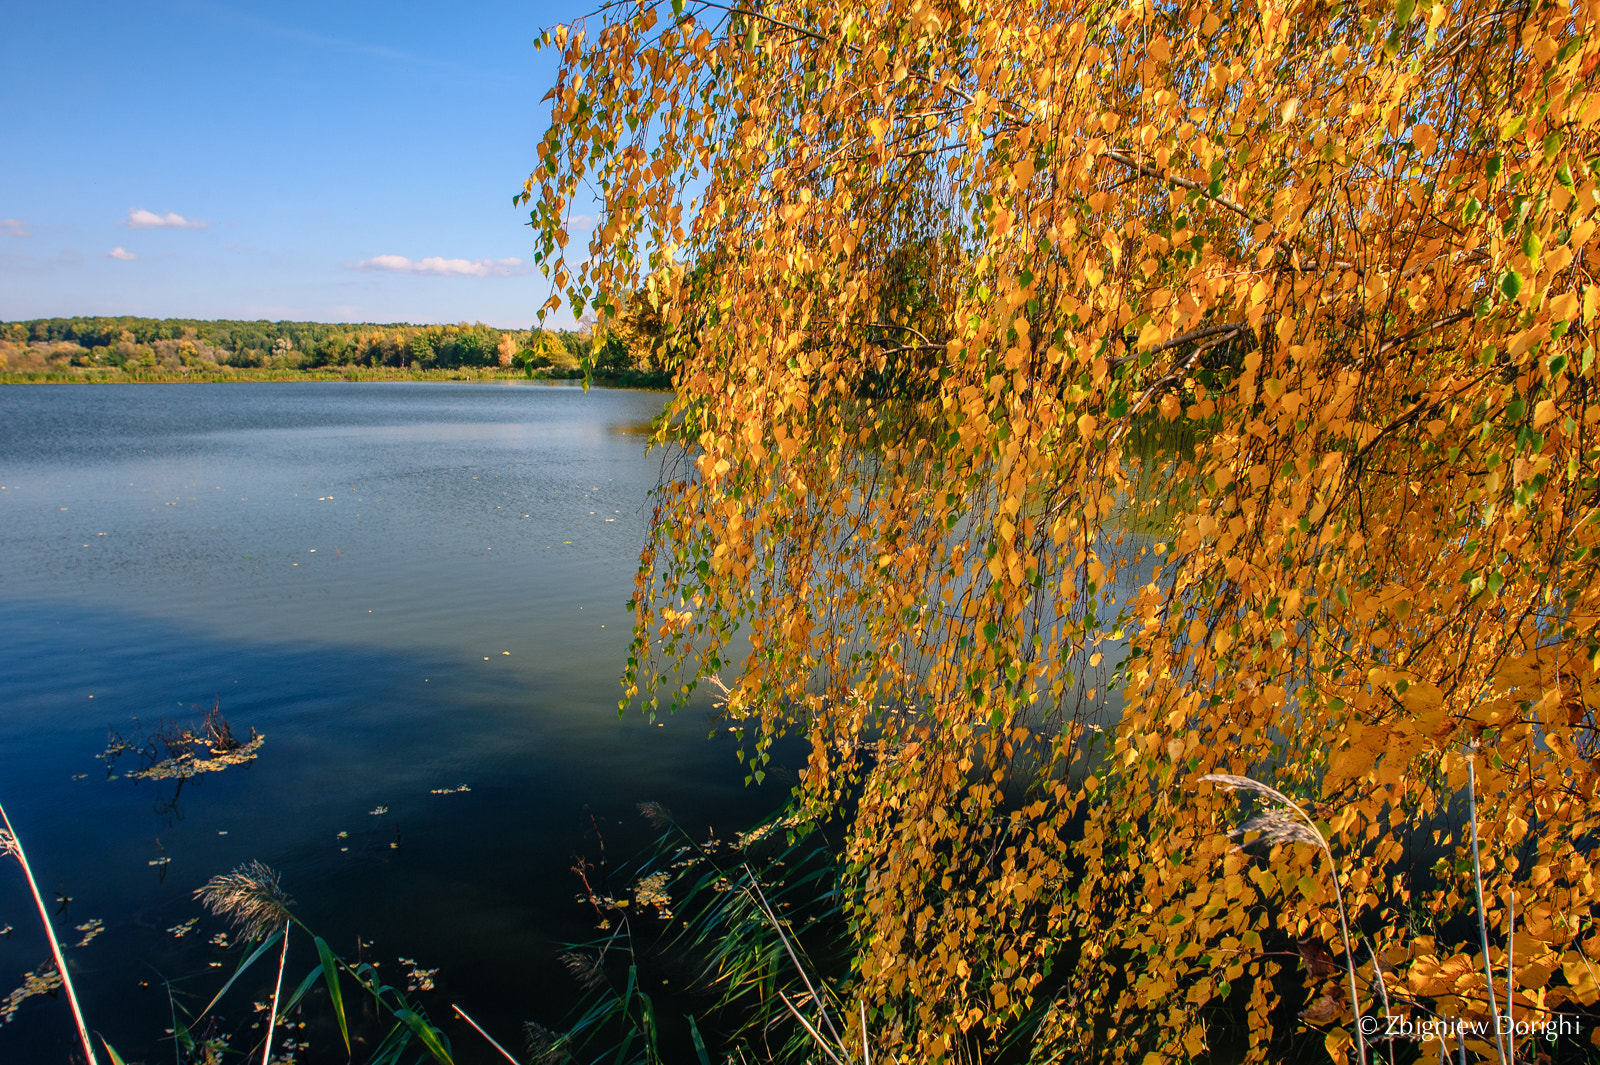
top-left (351, 254), bottom-right (531, 278)
top-left (107, 246), bottom-right (138, 260)
top-left (125, 208), bottom-right (209, 230)
top-left (1, 218), bottom-right (31, 238)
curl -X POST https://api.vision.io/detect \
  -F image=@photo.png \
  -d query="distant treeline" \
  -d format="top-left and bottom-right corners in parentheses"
top-left (0, 316), bottom-right (656, 379)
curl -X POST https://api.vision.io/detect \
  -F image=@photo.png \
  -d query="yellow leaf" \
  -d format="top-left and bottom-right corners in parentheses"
top-left (1565, 952), bottom-right (1600, 1005)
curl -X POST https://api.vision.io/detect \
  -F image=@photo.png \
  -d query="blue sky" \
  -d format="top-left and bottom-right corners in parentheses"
top-left (1, 1), bottom-right (590, 328)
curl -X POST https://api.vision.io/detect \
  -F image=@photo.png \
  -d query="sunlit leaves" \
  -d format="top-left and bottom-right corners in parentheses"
top-left (526, 0), bottom-right (1600, 1059)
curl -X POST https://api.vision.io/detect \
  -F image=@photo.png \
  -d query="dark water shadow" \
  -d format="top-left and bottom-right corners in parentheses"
top-left (0, 597), bottom-right (791, 1062)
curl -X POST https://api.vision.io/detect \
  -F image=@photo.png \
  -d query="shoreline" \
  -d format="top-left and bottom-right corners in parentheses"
top-left (0, 366), bottom-right (674, 389)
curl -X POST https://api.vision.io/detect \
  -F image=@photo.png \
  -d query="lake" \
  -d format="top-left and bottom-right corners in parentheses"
top-left (0, 382), bottom-right (784, 1062)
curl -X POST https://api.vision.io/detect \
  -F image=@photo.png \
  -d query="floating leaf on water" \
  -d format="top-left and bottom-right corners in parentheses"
top-left (397, 957), bottom-right (439, 993)
top-left (369, 806), bottom-right (387, 816)
top-left (73, 919), bottom-right (104, 947)
top-left (167, 917), bottom-right (199, 938)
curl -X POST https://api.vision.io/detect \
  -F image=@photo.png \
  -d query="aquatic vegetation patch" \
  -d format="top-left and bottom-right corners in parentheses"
top-left (0, 963), bottom-right (62, 1025)
top-left (101, 701), bottom-right (264, 783)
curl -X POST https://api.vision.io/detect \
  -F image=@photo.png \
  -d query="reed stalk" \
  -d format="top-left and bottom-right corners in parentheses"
top-left (1201, 775), bottom-right (1369, 1065)
top-left (451, 1004), bottom-right (520, 1065)
top-left (261, 918), bottom-right (290, 1065)
top-left (0, 799), bottom-right (97, 1065)
top-left (1466, 752), bottom-right (1510, 1065)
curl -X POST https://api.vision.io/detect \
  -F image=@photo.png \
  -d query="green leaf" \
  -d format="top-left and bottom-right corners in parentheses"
top-left (173, 1016), bottom-right (195, 1054)
top-left (1501, 270), bottom-right (1522, 300)
top-left (280, 964), bottom-right (325, 1019)
top-left (366, 1020), bottom-right (413, 1064)
top-left (1522, 230), bottom-right (1542, 263)
top-left (195, 928), bottom-right (285, 1023)
top-left (687, 1014), bottom-right (713, 1065)
top-left (395, 1009), bottom-right (454, 1065)
top-left (316, 936), bottom-right (351, 1054)
top-left (100, 1037), bottom-right (129, 1065)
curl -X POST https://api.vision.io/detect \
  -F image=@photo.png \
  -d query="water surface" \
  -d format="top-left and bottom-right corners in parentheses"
top-left (0, 382), bottom-right (779, 1062)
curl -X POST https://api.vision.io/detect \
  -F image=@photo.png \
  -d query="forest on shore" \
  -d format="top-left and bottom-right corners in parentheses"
top-left (0, 315), bottom-right (672, 386)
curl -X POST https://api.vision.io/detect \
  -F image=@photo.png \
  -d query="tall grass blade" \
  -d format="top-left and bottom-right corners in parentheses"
top-left (0, 801), bottom-right (98, 1065)
top-left (194, 927), bottom-right (284, 1022)
top-left (99, 1037), bottom-right (128, 1065)
top-left (638, 989), bottom-right (660, 1059)
top-left (451, 1004), bottom-right (521, 1065)
top-left (395, 1008), bottom-right (455, 1064)
top-left (687, 1014), bottom-right (712, 1065)
top-left (367, 1020), bottom-right (412, 1065)
top-left (172, 1016), bottom-right (195, 1056)
top-left (278, 965), bottom-right (321, 1020)
top-left (315, 935), bottom-right (351, 1054)
top-left (612, 964), bottom-right (640, 1065)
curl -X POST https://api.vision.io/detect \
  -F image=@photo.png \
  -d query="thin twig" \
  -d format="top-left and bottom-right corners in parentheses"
top-left (0, 800), bottom-right (97, 1065)
top-left (1102, 148), bottom-right (1269, 230)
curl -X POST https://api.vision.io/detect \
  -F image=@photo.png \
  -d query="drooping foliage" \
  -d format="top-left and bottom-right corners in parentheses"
top-left (523, 0), bottom-right (1600, 1059)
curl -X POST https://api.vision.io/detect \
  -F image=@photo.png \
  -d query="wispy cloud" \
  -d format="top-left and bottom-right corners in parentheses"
top-left (126, 208), bottom-right (209, 230)
top-left (351, 254), bottom-right (532, 278)
top-left (1, 218), bottom-right (31, 238)
top-left (107, 247), bottom-right (138, 260)
top-left (182, 0), bottom-right (467, 73)
top-left (4, 249), bottom-right (83, 271)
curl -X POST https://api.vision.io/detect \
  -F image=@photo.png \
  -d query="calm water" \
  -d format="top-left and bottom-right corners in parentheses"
top-left (0, 382), bottom-right (782, 1062)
